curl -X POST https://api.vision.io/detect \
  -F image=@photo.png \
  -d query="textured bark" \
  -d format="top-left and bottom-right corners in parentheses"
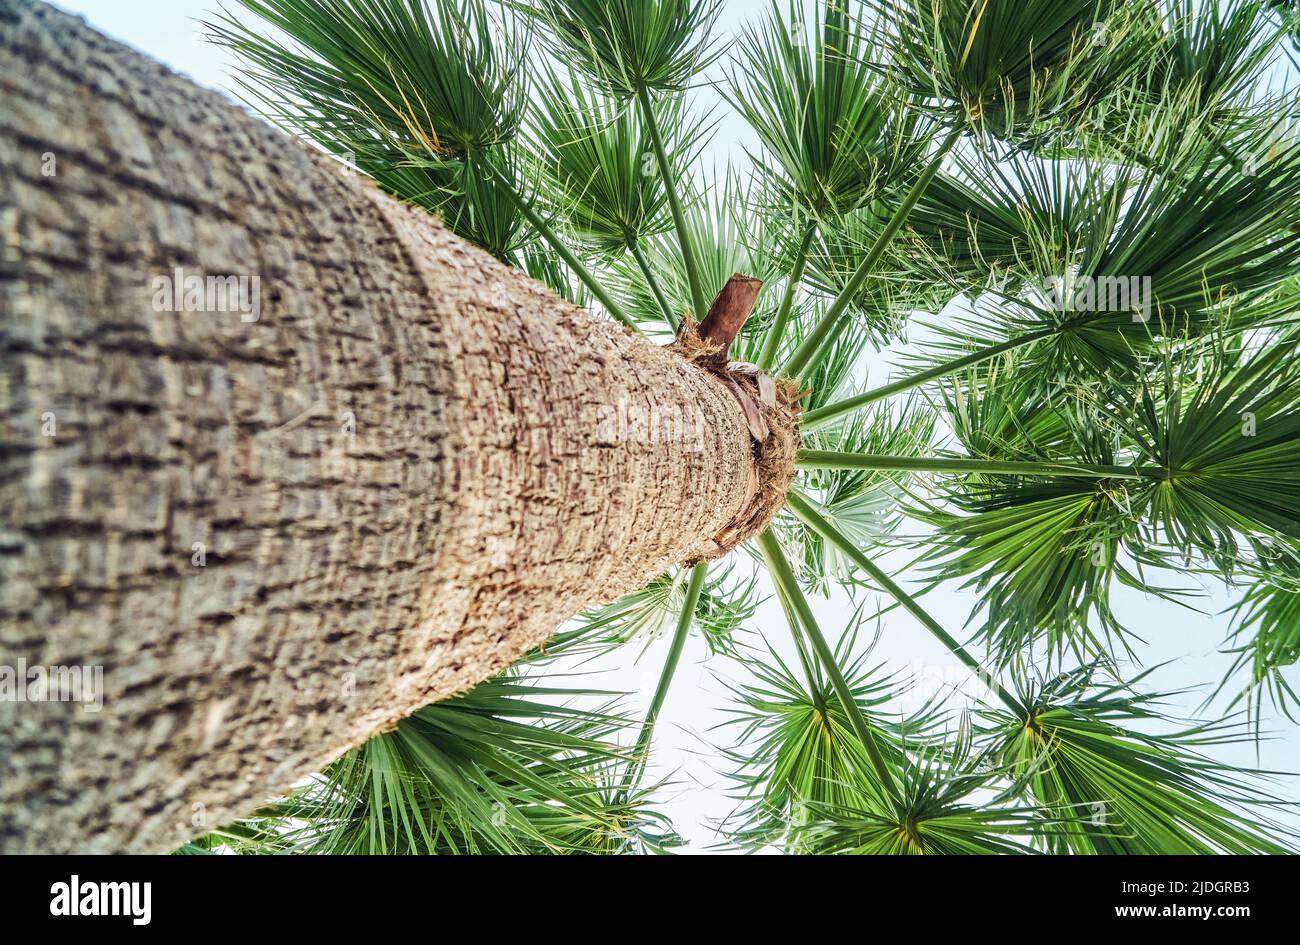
top-left (0, 0), bottom-right (761, 853)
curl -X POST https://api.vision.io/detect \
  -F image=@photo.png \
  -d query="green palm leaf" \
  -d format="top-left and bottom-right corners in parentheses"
top-left (529, 71), bottom-right (707, 258)
top-left (718, 635), bottom-right (936, 851)
top-left (790, 401), bottom-right (937, 589)
top-left (895, 108), bottom-right (1300, 389)
top-left (915, 361), bottom-right (1155, 664)
top-left (191, 674), bottom-right (673, 854)
top-left (208, 0), bottom-right (530, 258)
top-left (796, 740), bottom-right (1050, 854)
top-left (607, 173), bottom-right (778, 334)
top-left (982, 665), bottom-right (1297, 853)
top-left (905, 143), bottom-right (1115, 293)
top-left (521, 0), bottom-right (724, 98)
top-left (1217, 553), bottom-right (1300, 726)
top-left (1119, 337), bottom-right (1300, 568)
top-left (211, 0), bottom-right (525, 156)
top-left (1151, 0), bottom-right (1283, 116)
top-left (871, 0), bottom-right (1145, 141)
top-left (728, 1), bottom-right (926, 218)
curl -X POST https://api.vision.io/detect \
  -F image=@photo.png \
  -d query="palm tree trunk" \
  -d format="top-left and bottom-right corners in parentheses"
top-left (0, 1), bottom-right (769, 852)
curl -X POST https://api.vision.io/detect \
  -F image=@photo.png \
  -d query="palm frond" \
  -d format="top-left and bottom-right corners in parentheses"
top-left (870, 0), bottom-right (1148, 141)
top-left (1119, 335), bottom-right (1300, 569)
top-left (209, 0), bottom-right (530, 258)
top-left (571, 569), bottom-right (689, 650)
top-left (212, 0), bottom-right (524, 156)
top-left (529, 71), bottom-right (709, 258)
top-left (981, 664), bottom-right (1298, 853)
top-left (897, 108), bottom-right (1300, 386)
top-left (802, 206), bottom-right (953, 345)
top-left (566, 560), bottom-right (757, 658)
top-left (191, 674), bottom-right (678, 854)
top-left (606, 172), bottom-right (776, 335)
top-left (788, 400), bottom-right (937, 589)
top-left (796, 736), bottom-right (1050, 854)
top-left (904, 142), bottom-right (1117, 293)
top-left (1155, 0), bottom-right (1284, 115)
top-left (521, 0), bottom-right (724, 97)
top-left (916, 361), bottom-right (1156, 665)
top-left (1217, 552), bottom-right (1300, 727)
top-left (728, 0), bottom-right (927, 217)
top-left (718, 634), bottom-right (936, 850)
top-left (694, 562), bottom-right (762, 656)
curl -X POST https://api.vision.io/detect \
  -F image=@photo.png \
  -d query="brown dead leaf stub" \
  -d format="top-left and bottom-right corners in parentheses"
top-left (695, 273), bottom-right (765, 363)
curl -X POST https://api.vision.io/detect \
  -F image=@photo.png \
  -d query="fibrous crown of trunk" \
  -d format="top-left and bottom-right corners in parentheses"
top-left (0, 0), bottom-right (794, 853)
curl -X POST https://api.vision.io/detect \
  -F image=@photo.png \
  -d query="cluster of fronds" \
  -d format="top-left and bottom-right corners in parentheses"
top-left (190, 0), bottom-right (1300, 854)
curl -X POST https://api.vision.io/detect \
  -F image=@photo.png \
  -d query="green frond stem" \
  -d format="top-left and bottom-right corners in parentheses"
top-left (786, 490), bottom-right (1020, 714)
top-left (756, 530), bottom-right (901, 804)
top-left (796, 450), bottom-right (1165, 481)
top-left (636, 85), bottom-right (708, 321)
top-left (802, 327), bottom-right (1058, 429)
top-left (629, 238), bottom-right (677, 327)
top-left (756, 220), bottom-right (817, 370)
top-left (620, 562), bottom-right (706, 796)
top-left (781, 127), bottom-right (961, 379)
top-left (481, 160), bottom-right (637, 329)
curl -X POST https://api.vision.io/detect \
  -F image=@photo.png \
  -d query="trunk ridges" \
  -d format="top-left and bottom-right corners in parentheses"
top-left (0, 0), bottom-right (760, 853)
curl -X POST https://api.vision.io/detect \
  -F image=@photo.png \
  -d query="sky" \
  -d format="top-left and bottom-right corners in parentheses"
top-left (49, 0), bottom-right (1300, 852)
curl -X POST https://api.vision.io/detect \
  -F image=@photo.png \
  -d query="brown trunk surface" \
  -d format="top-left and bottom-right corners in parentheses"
top-left (0, 0), bottom-right (764, 852)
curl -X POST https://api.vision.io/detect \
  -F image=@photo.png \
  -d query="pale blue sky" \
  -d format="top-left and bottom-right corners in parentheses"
top-left (51, 0), bottom-right (1300, 851)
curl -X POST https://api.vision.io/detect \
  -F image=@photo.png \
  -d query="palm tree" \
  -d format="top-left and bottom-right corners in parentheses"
top-left (4, 0), bottom-right (1300, 853)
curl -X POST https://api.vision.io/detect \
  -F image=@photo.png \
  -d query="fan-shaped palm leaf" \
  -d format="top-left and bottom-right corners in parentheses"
top-left (1117, 336), bottom-right (1300, 568)
top-left (189, 675), bottom-right (660, 854)
top-left (718, 635), bottom-right (935, 850)
top-left (728, 1), bottom-right (926, 218)
top-left (870, 0), bottom-right (1145, 141)
top-left (982, 665), bottom-right (1296, 853)
top-left (791, 401), bottom-right (937, 588)
top-left (796, 739), bottom-right (1050, 854)
top-left (520, 0), bottom-right (724, 97)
